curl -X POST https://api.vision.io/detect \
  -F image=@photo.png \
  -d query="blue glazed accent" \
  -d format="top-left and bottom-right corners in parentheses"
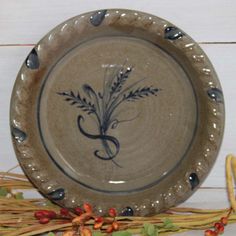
top-left (48, 188), bottom-right (65, 200)
top-left (58, 65), bottom-right (160, 168)
top-left (164, 26), bottom-right (184, 40)
top-left (25, 48), bottom-right (39, 69)
top-left (189, 173), bottom-right (199, 190)
top-left (90, 10), bottom-right (107, 26)
top-left (207, 88), bottom-right (224, 103)
top-left (11, 127), bottom-right (27, 143)
top-left (121, 206), bottom-right (134, 216)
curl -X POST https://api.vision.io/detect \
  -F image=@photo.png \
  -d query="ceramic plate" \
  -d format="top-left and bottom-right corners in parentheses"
top-left (10, 9), bottom-right (224, 216)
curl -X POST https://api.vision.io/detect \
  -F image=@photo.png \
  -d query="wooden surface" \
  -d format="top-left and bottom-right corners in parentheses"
top-left (0, 1), bottom-right (235, 235)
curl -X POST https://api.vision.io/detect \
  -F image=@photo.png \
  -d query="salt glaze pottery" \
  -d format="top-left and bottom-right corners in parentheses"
top-left (10, 9), bottom-right (224, 216)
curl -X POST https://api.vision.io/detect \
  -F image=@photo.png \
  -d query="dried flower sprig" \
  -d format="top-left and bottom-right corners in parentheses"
top-left (204, 209), bottom-right (232, 236)
top-left (62, 204), bottom-right (120, 235)
top-left (203, 154), bottom-right (236, 236)
top-left (1, 154), bottom-right (236, 236)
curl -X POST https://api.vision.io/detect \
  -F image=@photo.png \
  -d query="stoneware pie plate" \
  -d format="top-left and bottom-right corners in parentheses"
top-left (10, 9), bottom-right (225, 216)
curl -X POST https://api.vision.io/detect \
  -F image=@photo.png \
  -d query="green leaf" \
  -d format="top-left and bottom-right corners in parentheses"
top-left (0, 187), bottom-right (8, 197)
top-left (163, 218), bottom-right (179, 230)
top-left (163, 218), bottom-right (173, 226)
top-left (15, 192), bottom-right (24, 200)
top-left (112, 230), bottom-right (132, 236)
top-left (143, 223), bottom-right (149, 232)
top-left (147, 224), bottom-right (155, 235)
top-left (142, 223), bottom-right (158, 236)
top-left (47, 233), bottom-right (56, 236)
top-left (47, 233), bottom-right (55, 236)
top-left (93, 232), bottom-right (103, 236)
top-left (164, 223), bottom-right (174, 229)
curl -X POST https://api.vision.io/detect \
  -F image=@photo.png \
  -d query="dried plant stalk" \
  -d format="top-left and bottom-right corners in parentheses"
top-left (226, 154), bottom-right (236, 212)
top-left (0, 155), bottom-right (236, 236)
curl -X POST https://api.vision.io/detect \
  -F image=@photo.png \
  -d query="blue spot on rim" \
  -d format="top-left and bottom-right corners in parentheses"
top-left (121, 206), bottom-right (134, 216)
top-left (48, 188), bottom-right (65, 200)
top-left (25, 48), bottom-right (39, 69)
top-left (164, 26), bottom-right (184, 40)
top-left (207, 88), bottom-right (224, 103)
top-left (11, 127), bottom-right (27, 143)
top-left (90, 10), bottom-right (107, 26)
top-left (189, 173), bottom-right (199, 190)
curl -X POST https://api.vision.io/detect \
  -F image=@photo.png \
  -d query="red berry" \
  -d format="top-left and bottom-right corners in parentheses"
top-left (106, 225), bottom-right (114, 233)
top-left (108, 208), bottom-right (117, 217)
top-left (34, 211), bottom-right (44, 219)
top-left (218, 226), bottom-right (224, 234)
top-left (221, 217), bottom-right (228, 225)
top-left (46, 210), bottom-right (57, 219)
top-left (34, 210), bottom-right (56, 219)
top-left (204, 229), bottom-right (217, 236)
top-left (218, 225), bottom-right (224, 234)
top-left (60, 208), bottom-right (69, 216)
top-left (112, 221), bottom-right (119, 230)
top-left (214, 222), bottom-right (221, 230)
top-left (215, 222), bottom-right (225, 234)
top-left (83, 203), bottom-right (92, 213)
top-left (75, 207), bottom-right (83, 215)
top-left (94, 216), bottom-right (104, 223)
top-left (93, 221), bottom-right (103, 229)
top-left (39, 217), bottom-right (50, 224)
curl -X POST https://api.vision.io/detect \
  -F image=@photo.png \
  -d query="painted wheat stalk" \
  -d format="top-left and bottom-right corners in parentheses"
top-left (58, 63), bottom-right (160, 167)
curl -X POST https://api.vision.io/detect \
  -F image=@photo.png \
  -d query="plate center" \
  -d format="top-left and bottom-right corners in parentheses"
top-left (38, 36), bottom-right (197, 193)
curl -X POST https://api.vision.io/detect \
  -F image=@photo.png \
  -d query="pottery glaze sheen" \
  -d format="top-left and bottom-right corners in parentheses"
top-left (10, 9), bottom-right (224, 216)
